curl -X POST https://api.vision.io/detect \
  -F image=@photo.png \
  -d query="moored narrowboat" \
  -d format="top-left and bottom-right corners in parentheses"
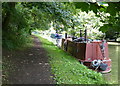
top-left (61, 31), bottom-right (111, 73)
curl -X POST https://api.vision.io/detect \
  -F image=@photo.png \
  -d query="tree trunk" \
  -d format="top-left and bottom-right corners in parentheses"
top-left (2, 2), bottom-right (16, 31)
top-left (71, 19), bottom-right (75, 36)
top-left (29, 29), bottom-right (32, 35)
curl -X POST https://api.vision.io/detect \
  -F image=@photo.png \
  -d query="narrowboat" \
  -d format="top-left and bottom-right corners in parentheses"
top-left (61, 30), bottom-right (111, 73)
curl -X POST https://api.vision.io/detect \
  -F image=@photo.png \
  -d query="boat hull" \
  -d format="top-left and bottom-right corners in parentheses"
top-left (61, 38), bottom-right (112, 73)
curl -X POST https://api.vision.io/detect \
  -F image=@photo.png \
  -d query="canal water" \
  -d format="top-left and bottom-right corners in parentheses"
top-left (103, 45), bottom-right (119, 84)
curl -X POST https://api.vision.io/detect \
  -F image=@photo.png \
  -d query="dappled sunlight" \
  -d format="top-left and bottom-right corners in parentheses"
top-left (2, 36), bottom-right (55, 84)
top-left (2, 2), bottom-right (119, 84)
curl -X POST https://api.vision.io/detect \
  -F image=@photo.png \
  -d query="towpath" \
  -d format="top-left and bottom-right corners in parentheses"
top-left (2, 36), bottom-right (55, 84)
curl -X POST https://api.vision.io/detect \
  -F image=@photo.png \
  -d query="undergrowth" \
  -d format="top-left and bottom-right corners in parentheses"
top-left (36, 35), bottom-right (107, 84)
top-left (2, 30), bottom-right (33, 50)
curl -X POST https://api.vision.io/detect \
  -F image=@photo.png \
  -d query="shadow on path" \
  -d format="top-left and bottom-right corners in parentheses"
top-left (2, 35), bottom-right (55, 84)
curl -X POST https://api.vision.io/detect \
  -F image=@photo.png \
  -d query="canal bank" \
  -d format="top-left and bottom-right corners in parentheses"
top-left (35, 32), bottom-right (119, 84)
top-left (108, 42), bottom-right (120, 46)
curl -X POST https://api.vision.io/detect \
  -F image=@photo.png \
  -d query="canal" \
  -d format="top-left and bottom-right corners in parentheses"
top-left (103, 45), bottom-right (119, 84)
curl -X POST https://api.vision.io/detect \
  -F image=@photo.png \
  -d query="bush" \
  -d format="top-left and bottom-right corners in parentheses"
top-left (2, 29), bottom-right (32, 50)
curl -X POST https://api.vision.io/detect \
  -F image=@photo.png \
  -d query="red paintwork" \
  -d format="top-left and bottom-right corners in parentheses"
top-left (82, 42), bottom-right (111, 73)
top-left (61, 38), bottom-right (111, 73)
top-left (85, 42), bottom-right (109, 60)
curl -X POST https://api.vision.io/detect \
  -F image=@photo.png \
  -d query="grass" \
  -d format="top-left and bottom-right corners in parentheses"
top-left (36, 35), bottom-right (107, 84)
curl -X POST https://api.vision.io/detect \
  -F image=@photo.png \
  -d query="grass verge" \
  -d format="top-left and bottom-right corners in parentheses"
top-left (36, 35), bottom-right (107, 84)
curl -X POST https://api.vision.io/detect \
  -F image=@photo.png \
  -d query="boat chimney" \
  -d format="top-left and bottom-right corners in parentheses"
top-left (80, 29), bottom-right (82, 37)
top-left (85, 29), bottom-right (87, 42)
top-left (65, 33), bottom-right (67, 39)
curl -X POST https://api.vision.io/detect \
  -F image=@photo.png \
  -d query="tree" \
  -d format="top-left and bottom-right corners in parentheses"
top-left (2, 2), bottom-right (31, 49)
top-left (2, 2), bottom-right (16, 31)
top-left (74, 2), bottom-right (120, 40)
top-left (2, 2), bottom-right (77, 49)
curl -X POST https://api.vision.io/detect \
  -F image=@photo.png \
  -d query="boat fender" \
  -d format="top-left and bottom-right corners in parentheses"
top-left (92, 60), bottom-right (100, 68)
top-left (99, 63), bottom-right (108, 71)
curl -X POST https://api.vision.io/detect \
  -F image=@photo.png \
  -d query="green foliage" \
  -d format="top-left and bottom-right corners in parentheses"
top-left (2, 30), bottom-right (32, 50)
top-left (74, 2), bottom-right (89, 12)
top-left (99, 24), bottom-right (110, 33)
top-left (2, 2), bottom-right (32, 50)
top-left (66, 11), bottom-right (104, 39)
top-left (2, 2), bottom-right (76, 50)
top-left (106, 2), bottom-right (120, 16)
top-left (2, 2), bottom-right (120, 49)
top-left (103, 2), bottom-right (120, 34)
top-left (89, 3), bottom-right (99, 14)
top-left (74, 2), bottom-right (120, 35)
top-left (36, 35), bottom-right (106, 84)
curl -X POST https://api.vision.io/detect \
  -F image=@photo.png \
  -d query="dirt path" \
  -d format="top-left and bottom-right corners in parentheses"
top-left (2, 36), bottom-right (55, 84)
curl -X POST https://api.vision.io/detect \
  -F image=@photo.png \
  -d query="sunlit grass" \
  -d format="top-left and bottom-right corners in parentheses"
top-left (36, 35), bottom-right (107, 84)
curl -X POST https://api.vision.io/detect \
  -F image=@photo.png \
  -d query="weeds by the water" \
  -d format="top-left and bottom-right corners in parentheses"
top-left (37, 35), bottom-right (107, 84)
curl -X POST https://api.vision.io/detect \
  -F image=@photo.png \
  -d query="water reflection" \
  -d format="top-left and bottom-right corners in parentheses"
top-left (103, 45), bottom-right (119, 84)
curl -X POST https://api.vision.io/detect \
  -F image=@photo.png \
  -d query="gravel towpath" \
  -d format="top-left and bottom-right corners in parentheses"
top-left (2, 36), bottom-right (55, 84)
